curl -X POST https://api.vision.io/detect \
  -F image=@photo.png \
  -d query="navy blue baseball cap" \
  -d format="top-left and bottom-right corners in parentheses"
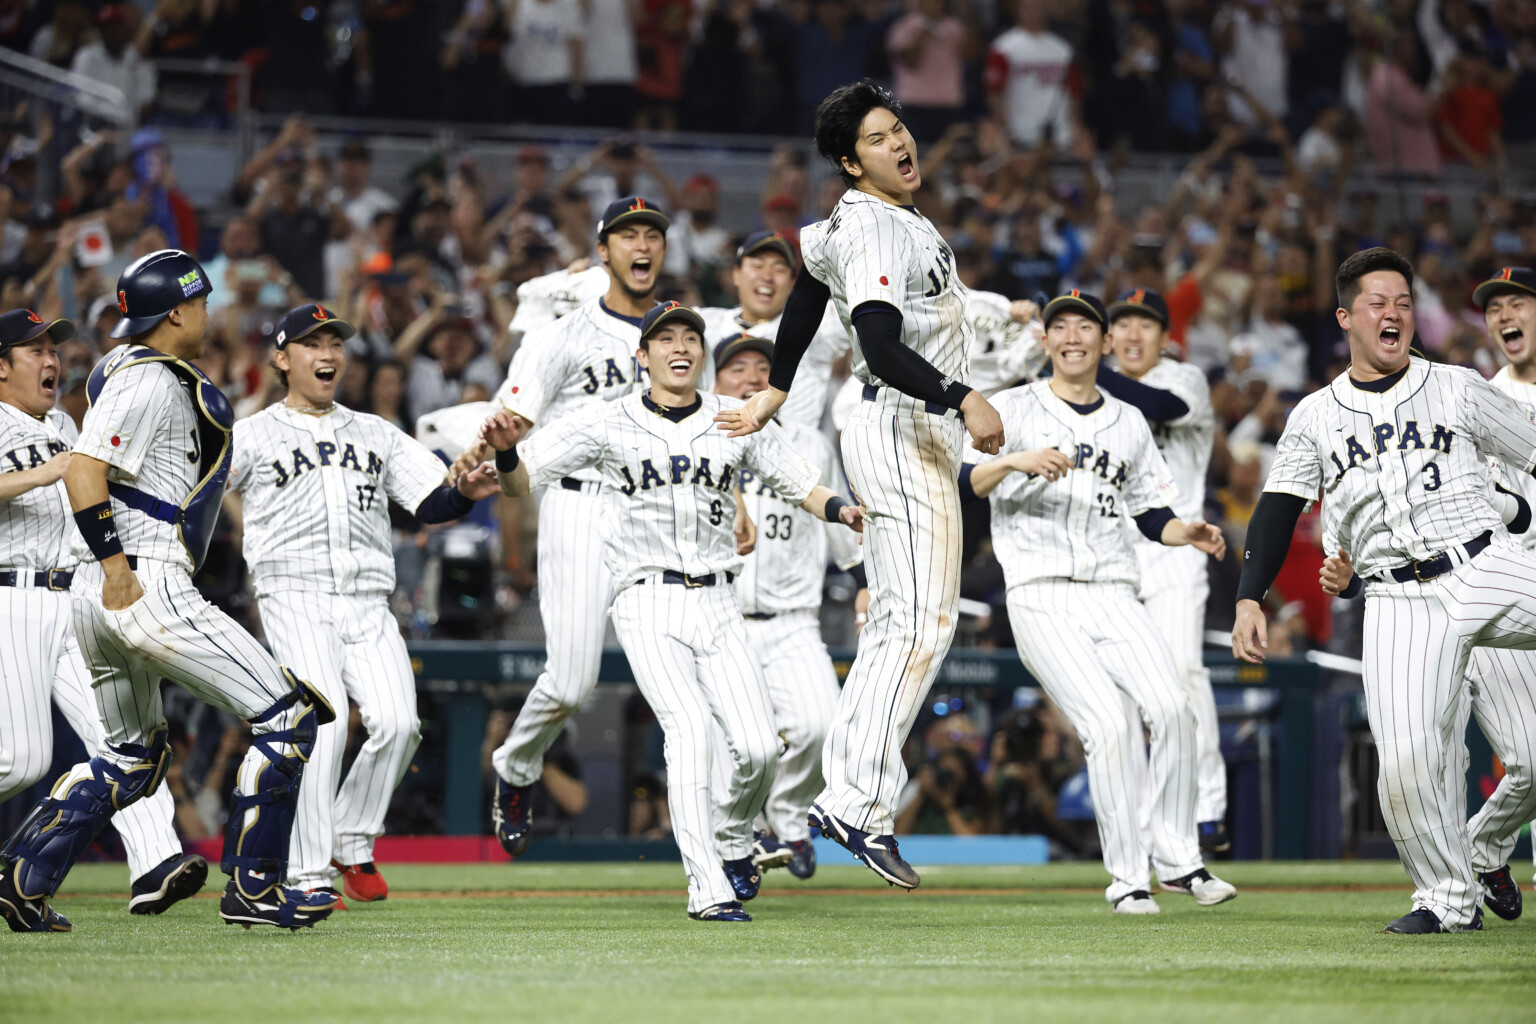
top-left (736, 229), bottom-right (796, 267)
top-left (639, 300), bottom-right (706, 343)
top-left (1107, 288), bottom-right (1169, 328)
top-left (273, 303), bottom-right (357, 349)
top-left (1473, 266), bottom-right (1536, 310)
top-left (597, 196), bottom-right (670, 241)
top-left (0, 308), bottom-right (73, 355)
top-left (714, 332), bottom-right (774, 371)
top-left (110, 248), bottom-right (211, 338)
top-left (1042, 289), bottom-right (1108, 330)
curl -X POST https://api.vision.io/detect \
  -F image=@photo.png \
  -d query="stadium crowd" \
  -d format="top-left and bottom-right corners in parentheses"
top-left (1, 0), bottom-right (1535, 846)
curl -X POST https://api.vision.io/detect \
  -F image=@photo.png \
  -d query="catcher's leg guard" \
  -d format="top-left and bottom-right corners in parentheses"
top-left (222, 672), bottom-right (333, 898)
top-left (0, 727), bottom-right (171, 900)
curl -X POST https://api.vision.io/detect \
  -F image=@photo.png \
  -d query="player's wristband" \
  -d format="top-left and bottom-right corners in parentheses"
top-left (74, 501), bottom-right (124, 563)
top-left (495, 446), bottom-right (520, 473)
top-left (825, 495), bottom-right (849, 523)
top-left (847, 563), bottom-right (868, 589)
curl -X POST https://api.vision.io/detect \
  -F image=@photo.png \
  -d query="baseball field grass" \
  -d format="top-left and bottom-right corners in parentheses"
top-left (2, 860), bottom-right (1532, 1024)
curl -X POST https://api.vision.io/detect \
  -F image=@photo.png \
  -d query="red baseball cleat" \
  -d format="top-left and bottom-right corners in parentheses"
top-left (332, 860), bottom-right (388, 902)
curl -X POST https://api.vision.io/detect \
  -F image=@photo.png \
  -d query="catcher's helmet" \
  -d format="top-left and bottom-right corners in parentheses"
top-left (110, 249), bottom-right (211, 339)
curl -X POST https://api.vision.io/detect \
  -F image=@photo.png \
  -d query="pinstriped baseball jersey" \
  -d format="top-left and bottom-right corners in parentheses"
top-left (965, 289), bottom-right (1046, 396)
top-left (0, 404), bottom-right (77, 568)
top-left (496, 296), bottom-right (644, 484)
top-left (1265, 358), bottom-right (1536, 579)
top-left (508, 265), bottom-right (609, 337)
top-left (968, 381), bottom-right (1176, 588)
top-left (735, 420), bottom-right (862, 615)
top-left (1487, 366), bottom-right (1536, 552)
top-left (801, 190), bottom-right (971, 388)
top-left (700, 304), bottom-right (852, 428)
top-left (228, 403), bottom-right (447, 597)
top-left (520, 391), bottom-right (821, 588)
top-left (1129, 357), bottom-right (1213, 522)
top-left (70, 359), bottom-right (199, 569)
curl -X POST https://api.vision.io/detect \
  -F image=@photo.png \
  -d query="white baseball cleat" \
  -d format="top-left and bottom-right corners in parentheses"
top-left (1112, 890), bottom-right (1161, 915)
top-left (1160, 868), bottom-right (1237, 906)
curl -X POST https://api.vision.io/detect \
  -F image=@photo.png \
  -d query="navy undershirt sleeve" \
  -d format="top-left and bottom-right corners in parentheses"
top-left (1095, 365), bottom-right (1190, 422)
top-left (1133, 506), bottom-right (1176, 542)
top-left (852, 302), bottom-right (972, 410)
top-left (415, 484), bottom-right (475, 524)
top-left (766, 265), bottom-right (833, 393)
top-left (1235, 492), bottom-right (1307, 602)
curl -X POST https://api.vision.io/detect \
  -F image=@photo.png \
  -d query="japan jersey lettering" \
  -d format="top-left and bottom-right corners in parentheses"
top-left (0, 403), bottom-right (78, 568)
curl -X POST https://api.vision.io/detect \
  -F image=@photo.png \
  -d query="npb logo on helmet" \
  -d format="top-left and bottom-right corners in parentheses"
top-left (178, 270), bottom-right (204, 297)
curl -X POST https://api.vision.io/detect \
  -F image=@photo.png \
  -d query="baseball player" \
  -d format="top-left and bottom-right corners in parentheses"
top-left (1234, 248), bottom-right (1536, 934)
top-left (708, 332), bottom-right (868, 880)
top-left (0, 250), bottom-right (339, 933)
top-left (508, 263), bottom-right (609, 339)
top-left (482, 302), bottom-right (863, 921)
top-left (480, 197), bottom-right (667, 859)
top-left (1102, 289), bottom-right (1228, 852)
top-left (719, 81), bottom-right (1005, 889)
top-left (963, 290), bottom-right (1236, 914)
top-left (227, 304), bottom-right (498, 905)
top-left (0, 308), bottom-right (204, 919)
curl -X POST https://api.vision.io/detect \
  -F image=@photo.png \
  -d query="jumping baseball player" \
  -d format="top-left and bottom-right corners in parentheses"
top-left (1103, 289), bottom-right (1228, 852)
top-left (0, 308), bottom-right (204, 919)
top-left (482, 302), bottom-right (863, 921)
top-left (482, 197), bottom-right (666, 859)
top-left (227, 304), bottom-right (498, 905)
top-left (963, 290), bottom-right (1236, 914)
top-left (1235, 248), bottom-right (1536, 934)
top-left (508, 263), bottom-right (609, 339)
top-left (0, 249), bottom-right (339, 933)
top-left (709, 332), bottom-right (868, 880)
top-left (719, 81), bottom-right (1005, 889)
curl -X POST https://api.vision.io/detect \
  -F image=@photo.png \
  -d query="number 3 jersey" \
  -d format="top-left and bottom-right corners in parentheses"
top-left (520, 391), bottom-right (821, 590)
top-left (228, 403), bottom-right (448, 597)
top-left (1264, 358), bottom-right (1536, 580)
top-left (966, 381), bottom-right (1177, 589)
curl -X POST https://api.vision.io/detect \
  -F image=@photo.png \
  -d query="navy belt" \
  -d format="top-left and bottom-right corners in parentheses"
top-left (0, 568), bottom-right (73, 590)
top-left (560, 477), bottom-right (598, 493)
top-left (861, 383), bottom-right (962, 420)
top-left (640, 570), bottom-right (735, 588)
top-left (1379, 531), bottom-right (1492, 584)
top-left (744, 611), bottom-right (776, 620)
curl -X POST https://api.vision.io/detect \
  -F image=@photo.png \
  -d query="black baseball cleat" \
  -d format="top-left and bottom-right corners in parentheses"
top-left (1479, 864), bottom-right (1523, 921)
top-left (1198, 820), bottom-right (1231, 854)
top-left (808, 802), bottom-right (919, 889)
top-left (688, 901), bottom-right (751, 922)
top-left (722, 857), bottom-right (761, 901)
top-left (129, 853), bottom-right (207, 915)
top-left (492, 775), bottom-right (533, 859)
top-left (1384, 906), bottom-right (1482, 934)
top-left (219, 880), bottom-right (338, 931)
top-left (786, 839), bottom-right (816, 880)
top-left (0, 866), bottom-right (71, 933)
top-left (751, 830), bottom-right (793, 871)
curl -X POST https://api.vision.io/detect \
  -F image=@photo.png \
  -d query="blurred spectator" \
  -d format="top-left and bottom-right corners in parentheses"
top-left (250, 152), bottom-right (327, 300)
top-left (794, 0), bottom-right (874, 132)
top-left (761, 192), bottom-right (802, 235)
top-left (1433, 48), bottom-right (1505, 170)
top-left (582, 0), bottom-right (640, 129)
top-left (1284, 0), bottom-right (1351, 136)
top-left (399, 309), bottom-right (502, 421)
top-left (895, 745), bottom-right (990, 835)
top-left (664, 174), bottom-right (728, 279)
top-left (29, 0), bottom-right (96, 70)
top-left (70, 4), bottom-right (157, 123)
top-left (634, 0), bottom-right (692, 130)
top-left (986, 706), bottom-right (1089, 852)
top-left (504, 0), bottom-right (587, 126)
top-left (1213, 0), bottom-right (1287, 128)
top-left (986, 0), bottom-right (1077, 150)
top-left (441, 0), bottom-right (513, 122)
top-left (1165, 0), bottom-right (1217, 149)
top-left (330, 138), bottom-right (399, 236)
top-left (886, 0), bottom-right (971, 144)
top-left (993, 213), bottom-right (1061, 300)
top-left (1227, 275), bottom-right (1308, 393)
top-left (1366, 32), bottom-right (1442, 176)
top-left (125, 128), bottom-right (197, 252)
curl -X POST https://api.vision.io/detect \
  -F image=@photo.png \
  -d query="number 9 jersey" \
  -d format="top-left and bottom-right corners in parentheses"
top-left (228, 403), bottom-right (450, 597)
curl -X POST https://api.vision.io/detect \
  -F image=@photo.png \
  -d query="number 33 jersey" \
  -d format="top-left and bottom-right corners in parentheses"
top-left (229, 403), bottom-right (448, 597)
top-left (966, 381), bottom-right (1176, 590)
top-left (520, 392), bottom-right (820, 590)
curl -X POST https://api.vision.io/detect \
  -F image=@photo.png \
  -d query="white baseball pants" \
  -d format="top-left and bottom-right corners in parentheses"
top-left (1460, 646), bottom-right (1536, 878)
top-left (1009, 579), bottom-right (1203, 904)
top-left (261, 591), bottom-right (421, 887)
top-left (0, 585), bottom-right (180, 879)
top-left (820, 391), bottom-right (965, 834)
top-left (493, 483), bottom-right (615, 787)
top-left (611, 582), bottom-right (779, 914)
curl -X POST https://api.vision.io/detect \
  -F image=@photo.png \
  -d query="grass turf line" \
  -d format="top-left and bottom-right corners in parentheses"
top-left (3, 861), bottom-right (1531, 1024)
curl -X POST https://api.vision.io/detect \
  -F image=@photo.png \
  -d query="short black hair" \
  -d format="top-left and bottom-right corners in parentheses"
top-left (814, 80), bottom-right (903, 188)
top-left (1336, 247), bottom-right (1416, 310)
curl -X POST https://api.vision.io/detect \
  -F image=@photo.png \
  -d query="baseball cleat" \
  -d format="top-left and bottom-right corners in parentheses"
top-left (129, 853), bottom-right (207, 915)
top-left (492, 775), bottom-right (533, 859)
top-left (219, 880), bottom-right (339, 931)
top-left (1160, 867), bottom-right (1237, 906)
top-left (688, 901), bottom-right (751, 922)
top-left (1383, 907), bottom-right (1483, 933)
top-left (808, 802), bottom-right (919, 889)
top-left (310, 886), bottom-right (346, 911)
top-left (1479, 864), bottom-right (1523, 921)
top-left (333, 860), bottom-right (388, 902)
top-left (785, 839), bottom-right (816, 880)
top-left (751, 831), bottom-right (793, 871)
top-left (0, 866), bottom-right (70, 933)
top-left (722, 857), bottom-right (761, 901)
top-left (1198, 820), bottom-right (1231, 854)
top-left (1112, 890), bottom-right (1160, 915)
